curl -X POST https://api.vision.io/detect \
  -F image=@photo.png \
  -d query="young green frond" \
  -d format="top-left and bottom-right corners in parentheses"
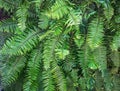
top-left (1, 56), bottom-right (26, 86)
top-left (38, 14), bottom-right (49, 29)
top-left (23, 49), bottom-right (42, 91)
top-left (43, 35), bottom-right (59, 70)
top-left (87, 18), bottom-right (104, 49)
top-left (1, 29), bottom-right (40, 55)
top-left (111, 32), bottom-right (120, 51)
top-left (43, 70), bottom-right (55, 91)
top-left (52, 61), bottom-right (67, 91)
top-left (66, 9), bottom-right (82, 27)
top-left (104, 6), bottom-right (114, 21)
top-left (0, 19), bottom-right (19, 33)
top-left (46, 0), bottom-right (70, 19)
top-left (16, 4), bottom-right (29, 31)
top-left (93, 46), bottom-right (107, 72)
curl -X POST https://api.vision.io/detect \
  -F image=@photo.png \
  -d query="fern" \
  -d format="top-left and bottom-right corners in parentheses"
top-left (93, 46), bottom-right (107, 72)
top-left (23, 49), bottom-right (42, 91)
top-left (16, 4), bottom-right (29, 31)
top-left (0, 0), bottom-right (120, 91)
top-left (113, 75), bottom-right (120, 91)
top-left (38, 14), bottom-right (49, 29)
top-left (46, 0), bottom-right (70, 19)
top-left (43, 35), bottom-right (59, 70)
top-left (87, 18), bottom-right (104, 49)
top-left (52, 61), bottom-right (67, 91)
top-left (1, 56), bottom-right (26, 86)
top-left (1, 29), bottom-right (40, 55)
top-left (66, 9), bottom-right (82, 27)
top-left (104, 6), bottom-right (114, 21)
top-left (111, 31), bottom-right (120, 51)
top-left (43, 69), bottom-right (55, 91)
top-left (0, 19), bottom-right (20, 34)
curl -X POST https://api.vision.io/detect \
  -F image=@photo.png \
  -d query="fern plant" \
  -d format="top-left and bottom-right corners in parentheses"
top-left (0, 0), bottom-right (120, 91)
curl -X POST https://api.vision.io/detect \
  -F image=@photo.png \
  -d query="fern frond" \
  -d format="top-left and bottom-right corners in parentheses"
top-left (1, 29), bottom-right (40, 55)
top-left (113, 75), bottom-right (120, 91)
top-left (43, 35), bottom-right (59, 70)
top-left (0, 19), bottom-right (20, 34)
top-left (102, 70), bottom-right (113, 91)
top-left (78, 43), bottom-right (91, 90)
top-left (93, 46), bottom-right (107, 72)
top-left (0, 0), bottom-right (16, 11)
top-left (38, 14), bottom-right (49, 29)
top-left (23, 49), bottom-right (42, 91)
top-left (16, 4), bottom-right (29, 31)
top-left (52, 61), bottom-right (67, 91)
top-left (46, 0), bottom-right (70, 19)
top-left (87, 18), bottom-right (104, 49)
top-left (66, 9), bottom-right (82, 27)
top-left (104, 6), bottom-right (114, 21)
top-left (1, 56), bottom-right (26, 86)
top-left (110, 51), bottom-right (120, 68)
top-left (78, 44), bottom-right (90, 77)
top-left (111, 31), bottom-right (120, 51)
top-left (43, 70), bottom-right (55, 91)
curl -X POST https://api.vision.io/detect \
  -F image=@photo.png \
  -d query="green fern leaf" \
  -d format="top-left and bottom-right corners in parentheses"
top-left (1, 29), bottom-right (40, 55)
top-left (0, 19), bottom-right (20, 34)
top-left (38, 14), bottom-right (49, 29)
top-left (46, 0), bottom-right (70, 19)
top-left (93, 46), bottom-right (107, 72)
top-left (43, 70), bottom-right (55, 91)
top-left (87, 18), bottom-right (104, 49)
top-left (52, 61), bottom-right (67, 91)
top-left (104, 6), bottom-right (114, 21)
top-left (23, 49), bottom-right (42, 91)
top-left (16, 4), bottom-right (29, 31)
top-left (66, 9), bottom-right (82, 27)
top-left (43, 35), bottom-right (59, 70)
top-left (1, 56), bottom-right (26, 86)
top-left (111, 31), bottom-right (120, 51)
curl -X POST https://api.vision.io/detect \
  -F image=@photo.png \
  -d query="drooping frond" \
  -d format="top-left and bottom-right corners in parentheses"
top-left (43, 70), bottom-right (55, 91)
top-left (100, 0), bottom-right (114, 21)
top-left (78, 43), bottom-right (91, 90)
top-left (0, 0), bottom-right (17, 11)
top-left (1, 29), bottom-right (40, 55)
top-left (104, 5), bottom-right (114, 21)
top-left (23, 49), bottom-right (42, 91)
top-left (0, 18), bottom-right (19, 33)
top-left (111, 31), bottom-right (120, 51)
top-left (87, 18), bottom-right (104, 49)
top-left (66, 9), bottom-right (82, 27)
top-left (46, 0), bottom-right (70, 19)
top-left (16, 4), bottom-right (29, 31)
top-left (38, 14), bottom-right (49, 29)
top-left (43, 35), bottom-right (59, 70)
top-left (1, 56), bottom-right (26, 86)
top-left (93, 46), bottom-right (107, 72)
top-left (112, 75), bottom-right (120, 91)
top-left (52, 61), bottom-right (67, 91)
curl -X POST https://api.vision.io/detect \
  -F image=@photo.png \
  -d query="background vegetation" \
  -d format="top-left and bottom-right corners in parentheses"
top-left (0, 0), bottom-right (120, 91)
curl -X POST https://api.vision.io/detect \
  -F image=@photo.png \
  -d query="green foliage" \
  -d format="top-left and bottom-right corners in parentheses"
top-left (0, 0), bottom-right (120, 91)
top-left (0, 19), bottom-right (18, 33)
top-left (23, 49), bottom-right (42, 91)
top-left (1, 56), bottom-right (26, 86)
top-left (1, 29), bottom-right (40, 55)
top-left (46, 0), bottom-right (70, 19)
top-left (88, 18), bottom-right (104, 49)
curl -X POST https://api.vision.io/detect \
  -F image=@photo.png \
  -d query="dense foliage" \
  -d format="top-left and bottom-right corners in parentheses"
top-left (0, 0), bottom-right (120, 91)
